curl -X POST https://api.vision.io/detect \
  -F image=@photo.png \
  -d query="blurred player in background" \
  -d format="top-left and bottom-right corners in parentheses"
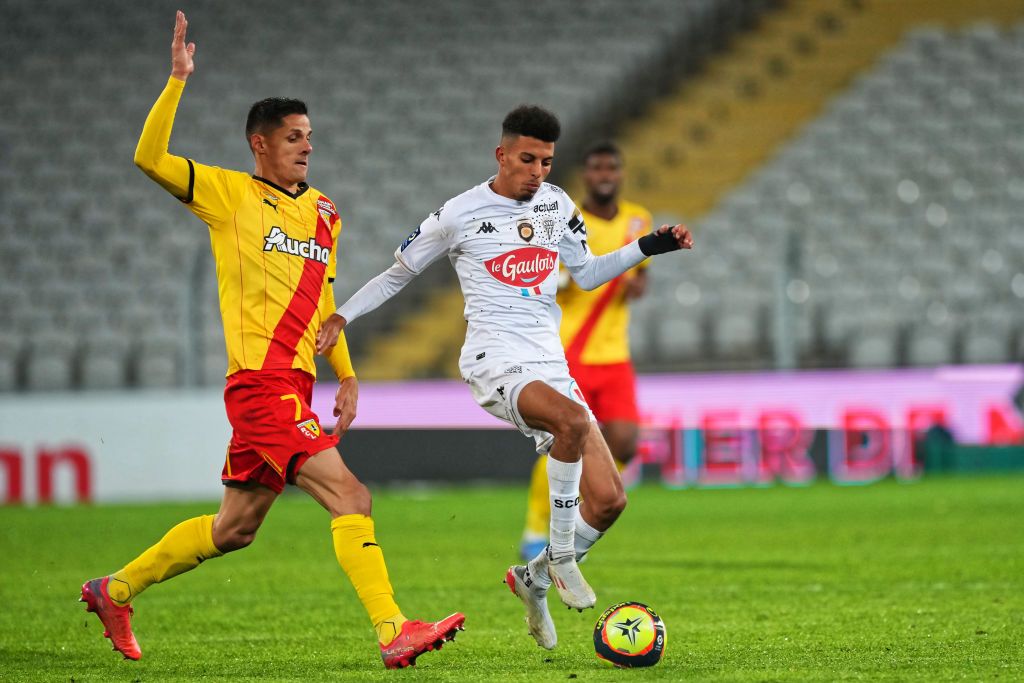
top-left (316, 107), bottom-right (691, 650)
top-left (79, 12), bottom-right (463, 670)
top-left (520, 141), bottom-right (651, 560)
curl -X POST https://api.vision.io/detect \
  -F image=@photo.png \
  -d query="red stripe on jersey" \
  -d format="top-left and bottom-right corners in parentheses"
top-left (564, 275), bottom-right (624, 364)
top-left (564, 231), bottom-right (635, 363)
top-left (261, 204), bottom-right (334, 370)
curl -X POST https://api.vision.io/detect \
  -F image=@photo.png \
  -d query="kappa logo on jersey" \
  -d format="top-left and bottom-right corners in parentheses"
top-left (518, 221), bottom-right (535, 242)
top-left (400, 226), bottom-right (421, 252)
top-left (477, 221), bottom-right (497, 234)
top-left (263, 226), bottom-right (330, 264)
top-left (484, 247), bottom-right (557, 296)
top-left (297, 418), bottom-right (321, 440)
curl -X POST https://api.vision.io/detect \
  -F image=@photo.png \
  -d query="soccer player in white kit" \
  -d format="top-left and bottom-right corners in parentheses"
top-left (316, 106), bottom-right (692, 649)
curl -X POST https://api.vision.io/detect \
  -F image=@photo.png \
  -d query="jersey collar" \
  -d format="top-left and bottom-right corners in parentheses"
top-left (253, 175), bottom-right (309, 199)
top-left (483, 176), bottom-right (533, 208)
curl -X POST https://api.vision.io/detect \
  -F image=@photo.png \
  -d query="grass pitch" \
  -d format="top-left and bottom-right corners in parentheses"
top-left (1, 475), bottom-right (1022, 681)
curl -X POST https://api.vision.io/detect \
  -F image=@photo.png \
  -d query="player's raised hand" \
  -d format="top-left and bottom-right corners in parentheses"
top-left (171, 10), bottom-right (196, 81)
top-left (333, 376), bottom-right (359, 437)
top-left (666, 224), bottom-right (694, 250)
top-left (316, 313), bottom-right (347, 355)
top-left (638, 224), bottom-right (694, 256)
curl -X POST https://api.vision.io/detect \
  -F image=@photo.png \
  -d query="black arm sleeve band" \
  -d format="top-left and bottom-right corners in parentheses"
top-left (638, 230), bottom-right (679, 256)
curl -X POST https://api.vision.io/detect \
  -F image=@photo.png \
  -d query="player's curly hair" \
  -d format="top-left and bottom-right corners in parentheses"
top-left (501, 105), bottom-right (561, 143)
top-left (245, 97), bottom-right (308, 148)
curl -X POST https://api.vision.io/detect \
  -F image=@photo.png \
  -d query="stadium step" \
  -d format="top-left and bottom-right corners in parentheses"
top-left (569, 0), bottom-right (1024, 220)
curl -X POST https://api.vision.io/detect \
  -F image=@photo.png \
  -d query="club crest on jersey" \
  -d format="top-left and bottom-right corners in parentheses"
top-left (484, 247), bottom-right (556, 296)
top-left (317, 197), bottom-right (337, 217)
top-left (542, 218), bottom-right (555, 241)
top-left (518, 221), bottom-right (535, 242)
top-left (263, 226), bottom-right (330, 264)
top-left (297, 419), bottom-right (321, 440)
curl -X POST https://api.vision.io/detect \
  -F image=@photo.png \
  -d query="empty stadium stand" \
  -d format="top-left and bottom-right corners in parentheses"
top-left (3, 1), bottom-right (1023, 390)
top-left (639, 15), bottom-right (1024, 370)
top-left (0, 0), bottom-right (764, 390)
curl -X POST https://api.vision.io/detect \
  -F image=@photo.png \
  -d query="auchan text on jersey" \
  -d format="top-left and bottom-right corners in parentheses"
top-left (263, 226), bottom-right (330, 265)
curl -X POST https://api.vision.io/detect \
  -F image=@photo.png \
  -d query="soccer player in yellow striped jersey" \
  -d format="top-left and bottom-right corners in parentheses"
top-left (79, 12), bottom-right (463, 670)
top-left (520, 142), bottom-right (651, 560)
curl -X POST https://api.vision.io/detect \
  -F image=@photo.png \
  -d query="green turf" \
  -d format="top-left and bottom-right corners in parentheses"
top-left (1, 476), bottom-right (1022, 681)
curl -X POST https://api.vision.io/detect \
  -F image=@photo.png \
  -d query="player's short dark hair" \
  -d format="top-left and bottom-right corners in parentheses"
top-left (583, 140), bottom-right (622, 164)
top-left (245, 97), bottom-right (308, 145)
top-left (501, 105), bottom-right (561, 143)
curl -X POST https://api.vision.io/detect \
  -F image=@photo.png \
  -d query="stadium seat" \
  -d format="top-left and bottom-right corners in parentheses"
top-left (135, 334), bottom-right (181, 389)
top-left (907, 326), bottom-right (956, 366)
top-left (962, 332), bottom-right (1009, 365)
top-left (848, 330), bottom-right (899, 368)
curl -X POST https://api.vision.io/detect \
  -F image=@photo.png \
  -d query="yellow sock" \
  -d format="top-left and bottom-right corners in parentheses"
top-left (523, 454), bottom-right (550, 539)
top-left (330, 514), bottom-right (406, 644)
top-left (108, 515), bottom-right (223, 605)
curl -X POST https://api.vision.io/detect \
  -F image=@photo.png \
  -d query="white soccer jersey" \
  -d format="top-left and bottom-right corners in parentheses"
top-left (400, 180), bottom-right (590, 368)
top-left (337, 178), bottom-right (646, 372)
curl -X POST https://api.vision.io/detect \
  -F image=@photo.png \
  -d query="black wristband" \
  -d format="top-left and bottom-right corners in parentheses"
top-left (638, 230), bottom-right (679, 256)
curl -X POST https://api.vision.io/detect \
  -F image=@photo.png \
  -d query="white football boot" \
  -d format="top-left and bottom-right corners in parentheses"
top-left (505, 565), bottom-right (557, 649)
top-left (547, 552), bottom-right (597, 611)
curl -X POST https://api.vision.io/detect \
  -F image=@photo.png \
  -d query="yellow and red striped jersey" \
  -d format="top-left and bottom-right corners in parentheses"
top-left (135, 77), bottom-right (353, 380)
top-left (559, 199), bottom-right (651, 365)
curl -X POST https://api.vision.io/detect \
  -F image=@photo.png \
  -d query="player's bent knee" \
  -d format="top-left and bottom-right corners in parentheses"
top-left (321, 479), bottom-right (372, 518)
top-left (213, 523), bottom-right (260, 553)
top-left (344, 480), bottom-right (372, 517)
top-left (555, 405), bottom-right (590, 447)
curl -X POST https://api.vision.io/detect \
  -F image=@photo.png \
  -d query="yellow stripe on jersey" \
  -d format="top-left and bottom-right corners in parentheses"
top-left (135, 76), bottom-right (355, 380)
top-left (558, 199), bottom-right (651, 365)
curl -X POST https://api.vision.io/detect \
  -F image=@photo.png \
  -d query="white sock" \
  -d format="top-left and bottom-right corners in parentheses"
top-left (574, 515), bottom-right (604, 562)
top-left (526, 549), bottom-right (551, 591)
top-left (546, 456), bottom-right (582, 560)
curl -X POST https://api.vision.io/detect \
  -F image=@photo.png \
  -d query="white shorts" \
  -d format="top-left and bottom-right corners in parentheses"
top-left (462, 357), bottom-right (595, 454)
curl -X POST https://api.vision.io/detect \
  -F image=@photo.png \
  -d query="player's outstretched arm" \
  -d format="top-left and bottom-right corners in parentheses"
top-left (566, 224), bottom-right (693, 291)
top-left (315, 261), bottom-right (418, 353)
top-left (133, 11), bottom-right (197, 198)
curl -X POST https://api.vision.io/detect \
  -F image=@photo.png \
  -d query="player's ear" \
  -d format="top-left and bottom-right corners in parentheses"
top-left (495, 145), bottom-right (504, 165)
top-left (250, 133), bottom-right (266, 157)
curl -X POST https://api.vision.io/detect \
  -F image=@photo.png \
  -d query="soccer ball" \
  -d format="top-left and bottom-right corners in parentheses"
top-left (593, 601), bottom-right (666, 668)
